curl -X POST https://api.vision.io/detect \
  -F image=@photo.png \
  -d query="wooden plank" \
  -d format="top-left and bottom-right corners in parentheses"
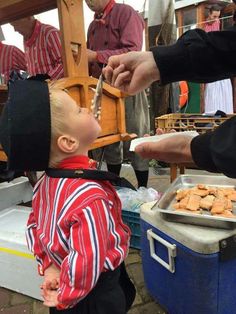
top-left (57, 0), bottom-right (88, 77)
top-left (0, 0), bottom-right (57, 24)
top-left (90, 134), bottom-right (127, 150)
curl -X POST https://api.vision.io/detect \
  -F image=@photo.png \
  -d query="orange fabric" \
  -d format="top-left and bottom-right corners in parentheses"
top-left (179, 81), bottom-right (189, 108)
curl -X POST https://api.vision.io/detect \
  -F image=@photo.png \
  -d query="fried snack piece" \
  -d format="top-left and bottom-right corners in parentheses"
top-left (213, 210), bottom-right (235, 218)
top-left (228, 192), bottom-right (236, 202)
top-left (186, 194), bottom-right (201, 211)
top-left (196, 184), bottom-right (208, 190)
top-left (226, 198), bottom-right (233, 211)
top-left (175, 189), bottom-right (190, 201)
top-left (211, 198), bottom-right (226, 214)
top-left (199, 195), bottom-right (215, 210)
top-left (173, 202), bottom-right (180, 210)
top-left (192, 188), bottom-right (209, 197)
top-left (179, 196), bottom-right (190, 209)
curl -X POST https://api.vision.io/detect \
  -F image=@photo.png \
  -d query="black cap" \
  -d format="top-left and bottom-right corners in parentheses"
top-left (0, 80), bottom-right (51, 171)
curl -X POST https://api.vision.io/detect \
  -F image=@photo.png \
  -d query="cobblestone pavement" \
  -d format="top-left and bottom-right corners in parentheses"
top-left (0, 165), bottom-right (209, 313)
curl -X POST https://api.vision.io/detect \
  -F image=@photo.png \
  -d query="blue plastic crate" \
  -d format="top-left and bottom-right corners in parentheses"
top-left (122, 209), bottom-right (140, 249)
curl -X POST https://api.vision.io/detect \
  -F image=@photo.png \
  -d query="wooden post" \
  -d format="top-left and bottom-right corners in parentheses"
top-left (57, 0), bottom-right (88, 77)
top-left (176, 9), bottom-right (183, 37)
top-left (197, 3), bottom-right (205, 30)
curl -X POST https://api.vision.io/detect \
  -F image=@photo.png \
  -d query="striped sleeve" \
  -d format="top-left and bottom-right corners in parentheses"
top-left (12, 46), bottom-right (27, 72)
top-left (26, 210), bottom-right (52, 275)
top-left (0, 44), bottom-right (26, 82)
top-left (57, 198), bottom-right (111, 309)
top-left (46, 29), bottom-right (64, 79)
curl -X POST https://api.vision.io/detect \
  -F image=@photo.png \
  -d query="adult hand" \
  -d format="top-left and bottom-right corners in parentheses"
top-left (134, 134), bottom-right (194, 164)
top-left (103, 51), bottom-right (160, 94)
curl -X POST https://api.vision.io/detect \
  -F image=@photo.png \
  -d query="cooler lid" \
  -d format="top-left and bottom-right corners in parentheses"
top-left (0, 206), bottom-right (31, 246)
top-left (141, 203), bottom-right (236, 254)
top-left (0, 177), bottom-right (33, 210)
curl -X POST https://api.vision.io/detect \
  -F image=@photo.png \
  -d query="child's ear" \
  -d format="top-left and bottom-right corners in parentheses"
top-left (57, 135), bottom-right (79, 153)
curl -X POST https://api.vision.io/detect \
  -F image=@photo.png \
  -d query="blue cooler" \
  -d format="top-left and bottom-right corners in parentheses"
top-left (140, 205), bottom-right (236, 314)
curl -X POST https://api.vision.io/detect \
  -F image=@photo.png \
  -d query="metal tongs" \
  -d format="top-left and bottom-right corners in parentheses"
top-left (91, 73), bottom-right (103, 120)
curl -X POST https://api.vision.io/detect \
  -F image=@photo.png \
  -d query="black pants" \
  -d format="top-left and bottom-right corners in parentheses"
top-left (50, 264), bottom-right (135, 314)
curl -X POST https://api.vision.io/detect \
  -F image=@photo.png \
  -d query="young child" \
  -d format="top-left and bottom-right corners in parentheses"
top-left (0, 79), bottom-right (133, 313)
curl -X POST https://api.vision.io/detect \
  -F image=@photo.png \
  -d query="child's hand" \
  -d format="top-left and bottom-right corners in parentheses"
top-left (43, 264), bottom-right (60, 284)
top-left (41, 287), bottom-right (59, 307)
top-left (40, 264), bottom-right (60, 307)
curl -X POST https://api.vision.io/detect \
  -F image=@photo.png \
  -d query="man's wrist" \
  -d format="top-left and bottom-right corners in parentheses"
top-left (149, 51), bottom-right (160, 83)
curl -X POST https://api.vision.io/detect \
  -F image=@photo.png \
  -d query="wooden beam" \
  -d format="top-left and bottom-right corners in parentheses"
top-left (176, 10), bottom-right (183, 37)
top-left (57, 0), bottom-right (88, 77)
top-left (0, 0), bottom-right (57, 25)
top-left (197, 3), bottom-right (205, 29)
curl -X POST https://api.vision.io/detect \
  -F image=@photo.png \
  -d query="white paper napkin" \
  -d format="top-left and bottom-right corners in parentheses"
top-left (129, 131), bottom-right (199, 151)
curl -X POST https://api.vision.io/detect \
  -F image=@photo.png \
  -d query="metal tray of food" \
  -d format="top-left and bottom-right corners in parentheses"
top-left (154, 175), bottom-right (236, 229)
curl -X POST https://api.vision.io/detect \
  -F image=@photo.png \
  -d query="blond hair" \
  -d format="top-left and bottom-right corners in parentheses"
top-left (47, 81), bottom-right (70, 165)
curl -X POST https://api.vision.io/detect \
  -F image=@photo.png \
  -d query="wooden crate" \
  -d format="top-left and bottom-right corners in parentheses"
top-left (155, 113), bottom-right (235, 134)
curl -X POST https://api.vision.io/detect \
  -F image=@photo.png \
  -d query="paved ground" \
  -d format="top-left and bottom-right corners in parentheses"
top-left (0, 164), bottom-right (209, 313)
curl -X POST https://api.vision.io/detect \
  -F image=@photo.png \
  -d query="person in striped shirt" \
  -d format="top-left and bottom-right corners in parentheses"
top-left (0, 41), bottom-right (26, 84)
top-left (203, 5), bottom-right (234, 114)
top-left (0, 79), bottom-right (131, 313)
top-left (11, 16), bottom-right (63, 80)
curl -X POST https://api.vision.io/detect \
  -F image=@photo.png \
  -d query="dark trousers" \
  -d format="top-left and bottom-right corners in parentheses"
top-left (49, 263), bottom-right (135, 314)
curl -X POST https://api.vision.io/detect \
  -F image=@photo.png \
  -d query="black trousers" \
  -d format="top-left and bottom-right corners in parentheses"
top-left (49, 263), bottom-right (135, 314)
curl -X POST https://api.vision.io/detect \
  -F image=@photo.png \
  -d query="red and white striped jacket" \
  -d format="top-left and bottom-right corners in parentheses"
top-left (26, 155), bottom-right (130, 310)
top-left (204, 20), bottom-right (220, 32)
top-left (24, 20), bottom-right (64, 80)
top-left (0, 42), bottom-right (26, 83)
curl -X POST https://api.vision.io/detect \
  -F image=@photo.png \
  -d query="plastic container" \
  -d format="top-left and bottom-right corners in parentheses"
top-left (0, 176), bottom-right (33, 210)
top-left (122, 209), bottom-right (141, 249)
top-left (140, 204), bottom-right (236, 314)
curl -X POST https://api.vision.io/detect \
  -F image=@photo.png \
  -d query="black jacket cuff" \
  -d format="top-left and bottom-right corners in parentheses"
top-left (150, 41), bottom-right (190, 85)
top-left (190, 132), bottom-right (218, 173)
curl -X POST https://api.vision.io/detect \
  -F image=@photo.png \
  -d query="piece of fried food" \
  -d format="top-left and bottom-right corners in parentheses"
top-left (211, 198), bottom-right (226, 214)
top-left (186, 194), bottom-right (201, 211)
top-left (199, 195), bottom-right (215, 210)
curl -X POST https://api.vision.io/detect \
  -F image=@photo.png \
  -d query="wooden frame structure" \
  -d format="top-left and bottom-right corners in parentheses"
top-left (0, 0), bottom-right (131, 161)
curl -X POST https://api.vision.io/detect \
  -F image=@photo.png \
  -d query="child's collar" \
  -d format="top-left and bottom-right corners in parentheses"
top-left (58, 155), bottom-right (97, 170)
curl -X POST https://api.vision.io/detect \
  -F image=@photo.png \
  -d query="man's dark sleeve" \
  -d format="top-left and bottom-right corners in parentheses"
top-left (190, 116), bottom-right (236, 178)
top-left (150, 29), bottom-right (236, 85)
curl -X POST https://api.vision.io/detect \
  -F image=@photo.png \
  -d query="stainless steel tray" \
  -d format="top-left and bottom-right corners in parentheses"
top-left (155, 175), bottom-right (236, 229)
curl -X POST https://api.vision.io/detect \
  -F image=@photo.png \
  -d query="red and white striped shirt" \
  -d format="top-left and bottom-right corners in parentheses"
top-left (24, 20), bottom-right (64, 80)
top-left (0, 42), bottom-right (26, 83)
top-left (26, 155), bottom-right (130, 310)
top-left (204, 20), bottom-right (220, 32)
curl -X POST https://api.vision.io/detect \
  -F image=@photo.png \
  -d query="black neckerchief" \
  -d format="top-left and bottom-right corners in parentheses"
top-left (45, 168), bottom-right (136, 191)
